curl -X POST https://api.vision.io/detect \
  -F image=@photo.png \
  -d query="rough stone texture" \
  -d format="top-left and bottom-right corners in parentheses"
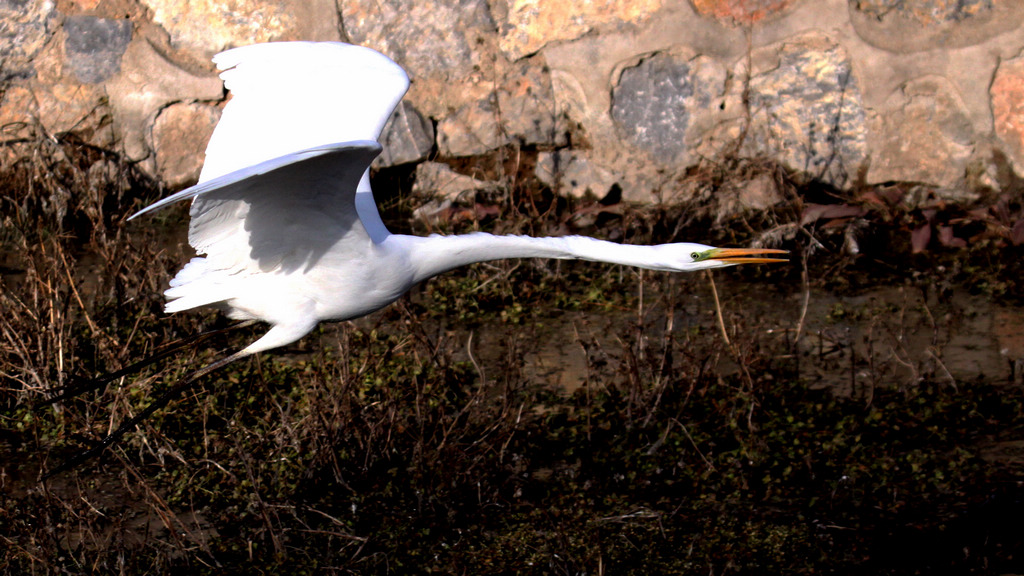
top-left (0, 85), bottom-right (38, 138)
top-left (141, 0), bottom-right (340, 57)
top-left (611, 51), bottom-right (726, 165)
top-left (438, 57), bottom-right (569, 156)
top-left (850, 0), bottom-right (1024, 52)
top-left (413, 161), bottom-right (501, 200)
top-left (713, 172), bottom-right (786, 220)
top-left (342, 0), bottom-right (493, 81)
top-left (438, 96), bottom-right (501, 157)
top-left (63, 16), bottom-right (132, 84)
top-left (0, 58), bottom-right (110, 141)
top-left (4, 0), bottom-right (1024, 200)
top-left (690, 0), bottom-right (796, 24)
top-left (2, 31), bottom-right (112, 140)
top-left (738, 33), bottom-right (867, 187)
top-left (32, 78), bottom-right (109, 139)
top-left (490, 0), bottom-right (661, 61)
top-left (992, 54), bottom-right (1024, 175)
top-left (342, 0), bottom-right (500, 118)
top-left (151, 102), bottom-right (220, 188)
top-left (495, 57), bottom-right (570, 148)
top-left (867, 76), bottom-right (974, 188)
top-left (0, 0), bottom-right (53, 81)
top-left (411, 161), bottom-right (501, 220)
top-left (104, 38), bottom-right (224, 165)
top-left (856, 0), bottom-right (993, 21)
top-left (377, 101), bottom-right (435, 168)
top-left (536, 149), bottom-right (621, 199)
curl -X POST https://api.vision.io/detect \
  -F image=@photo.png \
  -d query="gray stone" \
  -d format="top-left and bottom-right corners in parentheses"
top-left (0, 0), bottom-right (54, 81)
top-left (711, 172), bottom-right (786, 221)
top-left (496, 58), bottom-right (569, 148)
top-left (536, 150), bottom-right (620, 199)
top-left (611, 51), bottom-right (724, 165)
top-left (411, 161), bottom-right (502, 222)
top-left (612, 53), bottom-right (693, 164)
top-left (437, 95), bottom-right (501, 157)
top-left (342, 0), bottom-right (494, 82)
top-left (377, 101), bottom-right (434, 168)
top-left (6, 30), bottom-right (110, 141)
top-left (64, 16), bottom-right (132, 84)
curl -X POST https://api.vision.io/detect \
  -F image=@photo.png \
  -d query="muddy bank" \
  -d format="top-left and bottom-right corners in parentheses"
top-left (443, 280), bottom-right (1023, 397)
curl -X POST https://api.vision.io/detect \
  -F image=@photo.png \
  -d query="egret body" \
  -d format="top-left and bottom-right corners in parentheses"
top-left (133, 41), bottom-right (786, 356)
top-left (44, 41), bottom-right (785, 476)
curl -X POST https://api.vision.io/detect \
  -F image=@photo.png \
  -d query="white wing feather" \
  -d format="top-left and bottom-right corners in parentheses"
top-left (161, 142), bottom-right (382, 313)
top-left (200, 42), bottom-right (409, 183)
top-left (201, 42), bottom-right (409, 244)
top-left (129, 41), bottom-right (409, 337)
top-left (129, 141), bottom-right (380, 220)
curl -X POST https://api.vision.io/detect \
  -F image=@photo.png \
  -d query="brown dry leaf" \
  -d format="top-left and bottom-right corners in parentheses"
top-left (937, 226), bottom-right (966, 249)
top-left (911, 224), bottom-right (931, 253)
top-left (1011, 219), bottom-right (1024, 246)
top-left (801, 203), bottom-right (867, 225)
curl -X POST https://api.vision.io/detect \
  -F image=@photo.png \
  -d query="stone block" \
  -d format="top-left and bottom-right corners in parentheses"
top-left (141, 0), bottom-right (340, 57)
top-left (536, 149), bottom-right (620, 199)
top-left (611, 50), bottom-right (726, 165)
top-left (151, 102), bottom-right (220, 188)
top-left (867, 76), bottom-right (974, 191)
top-left (739, 33), bottom-right (867, 187)
top-left (64, 16), bottom-right (132, 84)
top-left (0, 0), bottom-right (53, 81)
top-left (105, 38), bottom-right (224, 164)
top-left (490, 0), bottom-right (661, 61)
top-left (377, 101), bottom-right (435, 168)
top-left (992, 53), bottom-right (1024, 176)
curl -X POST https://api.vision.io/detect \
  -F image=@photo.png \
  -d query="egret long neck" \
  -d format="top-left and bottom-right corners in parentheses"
top-left (400, 232), bottom-right (674, 284)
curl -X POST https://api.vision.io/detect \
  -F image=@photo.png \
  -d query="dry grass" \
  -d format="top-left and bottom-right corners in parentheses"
top-left (1, 128), bottom-right (1023, 574)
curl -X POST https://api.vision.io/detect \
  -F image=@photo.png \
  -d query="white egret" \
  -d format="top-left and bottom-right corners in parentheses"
top-left (47, 41), bottom-right (785, 475)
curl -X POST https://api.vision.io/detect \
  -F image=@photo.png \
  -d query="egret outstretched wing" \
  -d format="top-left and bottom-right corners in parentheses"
top-left (46, 40), bottom-right (789, 478)
top-left (128, 40), bottom-right (409, 315)
top-left (134, 142), bottom-right (381, 314)
top-left (130, 141), bottom-right (380, 220)
top-left (200, 42), bottom-right (409, 242)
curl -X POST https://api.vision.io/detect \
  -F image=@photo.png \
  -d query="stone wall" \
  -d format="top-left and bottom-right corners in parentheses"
top-left (2, 0), bottom-right (1023, 204)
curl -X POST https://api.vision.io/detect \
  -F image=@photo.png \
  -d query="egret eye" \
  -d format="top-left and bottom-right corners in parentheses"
top-left (690, 252), bottom-right (701, 260)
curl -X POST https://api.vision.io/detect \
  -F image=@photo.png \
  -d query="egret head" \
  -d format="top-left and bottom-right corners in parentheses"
top-left (660, 243), bottom-right (789, 272)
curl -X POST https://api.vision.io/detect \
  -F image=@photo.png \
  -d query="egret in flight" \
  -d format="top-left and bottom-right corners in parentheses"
top-left (47, 41), bottom-right (785, 474)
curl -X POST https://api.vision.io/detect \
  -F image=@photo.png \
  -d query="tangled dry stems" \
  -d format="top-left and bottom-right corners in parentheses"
top-left (1, 130), bottom-right (1023, 574)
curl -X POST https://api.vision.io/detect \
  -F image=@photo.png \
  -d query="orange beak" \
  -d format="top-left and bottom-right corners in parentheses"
top-left (702, 247), bottom-right (789, 264)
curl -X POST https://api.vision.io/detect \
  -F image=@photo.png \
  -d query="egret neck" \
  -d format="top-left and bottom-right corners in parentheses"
top-left (396, 232), bottom-right (719, 284)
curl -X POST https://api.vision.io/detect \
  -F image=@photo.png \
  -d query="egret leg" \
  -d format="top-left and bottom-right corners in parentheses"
top-left (37, 320), bottom-right (256, 408)
top-left (42, 349), bottom-right (252, 480)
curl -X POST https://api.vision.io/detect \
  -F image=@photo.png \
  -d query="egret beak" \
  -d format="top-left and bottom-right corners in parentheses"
top-left (698, 247), bottom-right (789, 265)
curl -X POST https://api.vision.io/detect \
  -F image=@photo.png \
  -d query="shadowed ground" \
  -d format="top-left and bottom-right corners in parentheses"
top-left (1, 134), bottom-right (1023, 574)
